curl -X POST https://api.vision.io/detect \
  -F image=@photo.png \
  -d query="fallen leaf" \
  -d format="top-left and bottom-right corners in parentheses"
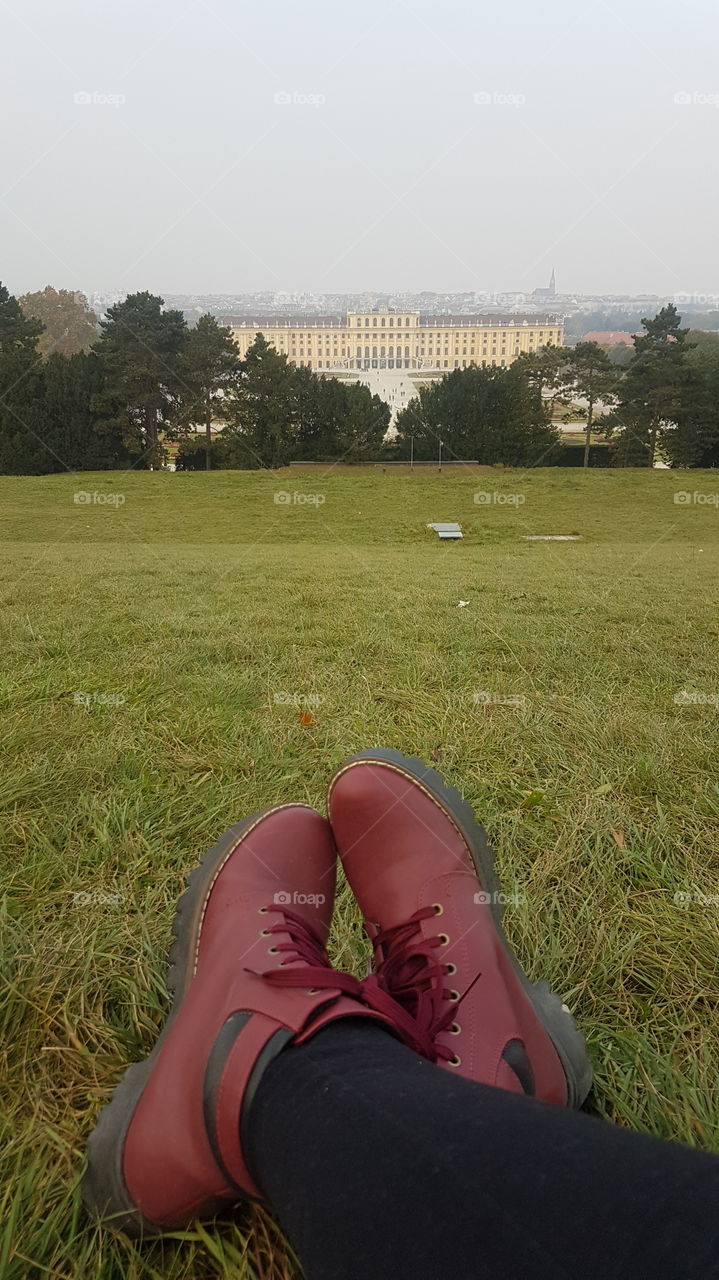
top-left (609, 826), bottom-right (625, 848)
top-left (299, 711), bottom-right (314, 727)
top-left (594, 783), bottom-right (613, 797)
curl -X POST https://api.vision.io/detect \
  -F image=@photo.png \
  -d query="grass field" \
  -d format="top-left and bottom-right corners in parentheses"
top-left (2, 466), bottom-right (718, 1279)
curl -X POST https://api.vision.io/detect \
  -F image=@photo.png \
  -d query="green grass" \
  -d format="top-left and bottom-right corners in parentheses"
top-left (2, 466), bottom-right (718, 1278)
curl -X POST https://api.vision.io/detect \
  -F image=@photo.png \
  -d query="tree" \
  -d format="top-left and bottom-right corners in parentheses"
top-left (661, 330), bottom-right (719, 467)
top-left (562, 341), bottom-right (617, 467)
top-left (292, 368), bottom-right (390, 462)
top-left (514, 345), bottom-right (570, 421)
top-left (342, 382), bottom-right (391, 460)
top-left (174, 315), bottom-right (239, 469)
top-left (395, 364), bottom-right (559, 466)
top-left (0, 282), bottom-right (50, 474)
top-left (224, 334), bottom-right (297, 469)
top-left (611, 305), bottom-right (687, 467)
top-left (94, 292), bottom-right (187, 467)
top-left (42, 351), bottom-right (136, 470)
top-left (18, 286), bottom-right (98, 359)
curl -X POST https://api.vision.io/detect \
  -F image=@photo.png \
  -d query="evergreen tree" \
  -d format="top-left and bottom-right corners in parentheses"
top-left (611, 305), bottom-right (687, 466)
top-left (43, 351), bottom-right (136, 470)
top-left (514, 346), bottom-right (570, 421)
top-left (225, 334), bottom-right (297, 468)
top-left (291, 371), bottom-right (390, 462)
top-left (395, 364), bottom-right (559, 465)
top-left (342, 382), bottom-right (391, 460)
top-left (94, 292), bottom-right (187, 467)
top-left (662, 331), bottom-right (719, 467)
top-left (174, 315), bottom-right (239, 469)
top-left (0, 282), bottom-right (51, 475)
top-left (562, 341), bottom-right (617, 467)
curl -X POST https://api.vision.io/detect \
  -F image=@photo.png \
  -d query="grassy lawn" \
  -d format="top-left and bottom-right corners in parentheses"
top-left (2, 466), bottom-right (718, 1278)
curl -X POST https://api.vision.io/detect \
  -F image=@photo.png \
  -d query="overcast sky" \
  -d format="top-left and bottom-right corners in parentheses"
top-left (2, 0), bottom-right (718, 299)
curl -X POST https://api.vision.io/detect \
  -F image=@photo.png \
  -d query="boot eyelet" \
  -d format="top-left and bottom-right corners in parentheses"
top-left (446, 963), bottom-right (457, 975)
top-left (437, 933), bottom-right (449, 946)
top-left (433, 903), bottom-right (444, 916)
top-left (308, 987), bottom-right (319, 994)
top-left (449, 989), bottom-right (460, 1002)
top-left (260, 929), bottom-right (270, 936)
top-left (268, 946), bottom-right (277, 954)
top-left (450, 1022), bottom-right (461, 1035)
top-left (449, 1054), bottom-right (462, 1067)
top-left (258, 906), bottom-right (268, 914)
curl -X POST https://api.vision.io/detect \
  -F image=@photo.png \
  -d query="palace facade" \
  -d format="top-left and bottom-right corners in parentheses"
top-left (220, 308), bottom-right (563, 373)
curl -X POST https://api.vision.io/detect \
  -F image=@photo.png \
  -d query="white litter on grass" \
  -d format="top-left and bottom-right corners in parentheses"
top-left (428, 522), bottom-right (463, 540)
top-left (457, 600), bottom-right (470, 608)
top-left (523, 535), bottom-right (582, 541)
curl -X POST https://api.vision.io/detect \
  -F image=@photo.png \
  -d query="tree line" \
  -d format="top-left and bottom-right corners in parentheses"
top-left (0, 284), bottom-right (390, 474)
top-left (1, 285), bottom-right (717, 473)
top-left (393, 305), bottom-right (719, 468)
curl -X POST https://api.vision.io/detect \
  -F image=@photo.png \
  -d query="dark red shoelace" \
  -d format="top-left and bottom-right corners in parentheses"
top-left (253, 904), bottom-right (465, 1063)
top-left (362, 906), bottom-right (474, 1064)
top-left (255, 906), bottom-right (355, 993)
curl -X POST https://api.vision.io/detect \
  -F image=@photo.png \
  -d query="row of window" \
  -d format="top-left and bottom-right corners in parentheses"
top-left (237, 331), bottom-right (558, 346)
top-left (301, 357), bottom-right (510, 370)
top-left (352, 317), bottom-right (414, 327)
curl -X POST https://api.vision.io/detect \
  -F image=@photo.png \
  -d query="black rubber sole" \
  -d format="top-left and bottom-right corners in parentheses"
top-left (81, 809), bottom-right (282, 1238)
top-left (337, 749), bottom-right (593, 1108)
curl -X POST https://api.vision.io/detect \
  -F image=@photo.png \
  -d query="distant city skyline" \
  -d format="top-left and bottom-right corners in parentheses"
top-left (82, 284), bottom-right (717, 322)
top-left (4, 0), bottom-right (715, 298)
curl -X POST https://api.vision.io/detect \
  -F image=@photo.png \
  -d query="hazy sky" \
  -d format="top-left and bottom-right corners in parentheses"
top-left (2, 0), bottom-right (718, 298)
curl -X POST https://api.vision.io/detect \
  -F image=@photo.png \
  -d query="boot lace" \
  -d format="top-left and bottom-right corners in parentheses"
top-left (362, 906), bottom-right (479, 1064)
top-left (252, 904), bottom-right (468, 1061)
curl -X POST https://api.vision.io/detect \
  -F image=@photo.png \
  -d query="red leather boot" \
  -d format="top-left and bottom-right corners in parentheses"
top-left (83, 804), bottom-right (397, 1236)
top-left (328, 750), bottom-right (592, 1107)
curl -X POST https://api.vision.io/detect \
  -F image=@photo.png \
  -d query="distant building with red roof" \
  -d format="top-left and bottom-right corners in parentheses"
top-left (583, 331), bottom-right (639, 346)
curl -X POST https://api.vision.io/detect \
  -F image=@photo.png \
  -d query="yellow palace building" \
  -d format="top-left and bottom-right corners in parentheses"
top-left (220, 308), bottom-right (563, 374)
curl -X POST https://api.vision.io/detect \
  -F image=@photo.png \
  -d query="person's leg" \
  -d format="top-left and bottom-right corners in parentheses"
top-left (246, 1021), bottom-right (719, 1280)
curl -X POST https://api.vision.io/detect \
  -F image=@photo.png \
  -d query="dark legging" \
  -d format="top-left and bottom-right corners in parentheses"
top-left (245, 1022), bottom-right (719, 1280)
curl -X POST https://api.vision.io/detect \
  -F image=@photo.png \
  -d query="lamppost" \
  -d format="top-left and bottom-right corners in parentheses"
top-left (438, 439), bottom-right (443, 472)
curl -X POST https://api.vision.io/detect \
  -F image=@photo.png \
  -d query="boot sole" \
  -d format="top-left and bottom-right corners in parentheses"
top-left (337, 749), bottom-right (593, 1108)
top-left (81, 806), bottom-right (302, 1237)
